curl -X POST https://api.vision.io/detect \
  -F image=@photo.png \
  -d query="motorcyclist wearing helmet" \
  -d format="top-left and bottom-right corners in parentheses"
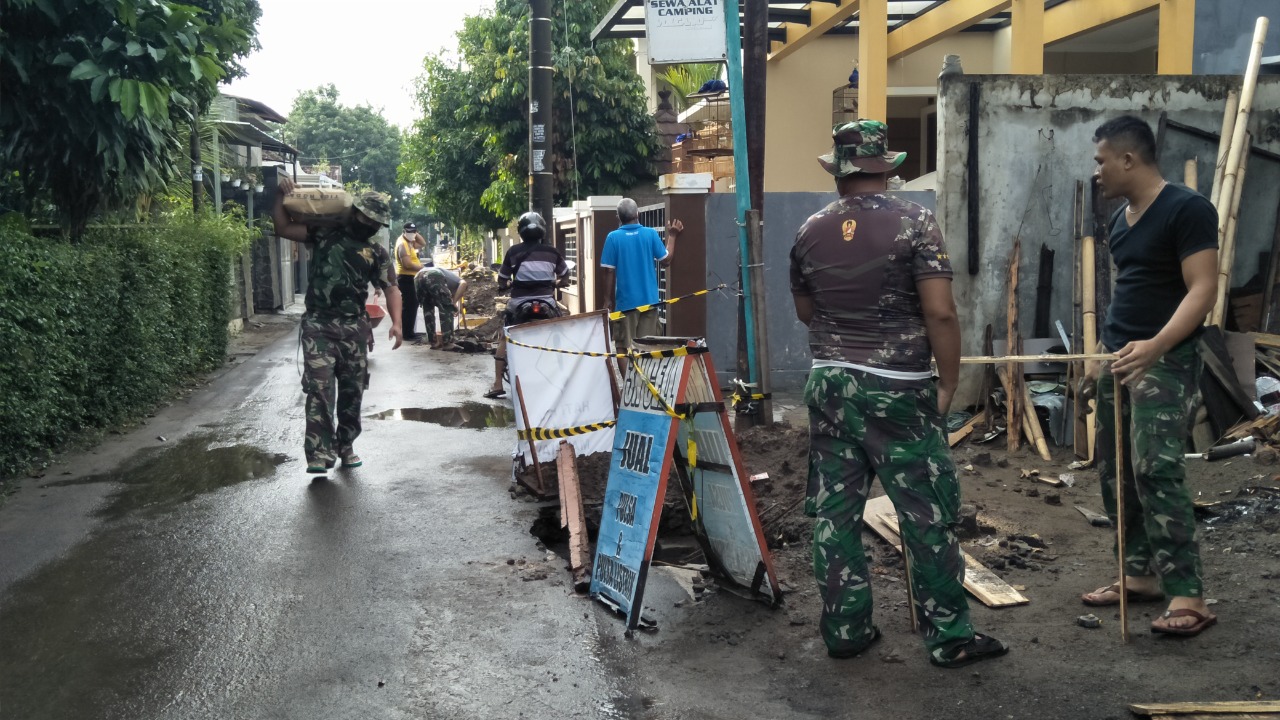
top-left (484, 211), bottom-right (570, 399)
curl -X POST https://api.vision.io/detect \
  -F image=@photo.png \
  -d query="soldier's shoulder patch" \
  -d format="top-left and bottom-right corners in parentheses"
top-left (842, 219), bottom-right (857, 242)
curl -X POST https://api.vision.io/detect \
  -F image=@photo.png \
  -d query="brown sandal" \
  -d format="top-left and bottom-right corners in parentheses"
top-left (1152, 608), bottom-right (1217, 637)
top-left (1081, 583), bottom-right (1164, 607)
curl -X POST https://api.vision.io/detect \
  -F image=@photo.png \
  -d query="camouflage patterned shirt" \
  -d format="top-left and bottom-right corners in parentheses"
top-left (304, 225), bottom-right (393, 318)
top-left (790, 193), bottom-right (952, 373)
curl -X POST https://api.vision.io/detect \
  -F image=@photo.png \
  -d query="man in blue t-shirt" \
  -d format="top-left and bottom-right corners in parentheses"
top-left (600, 198), bottom-right (683, 352)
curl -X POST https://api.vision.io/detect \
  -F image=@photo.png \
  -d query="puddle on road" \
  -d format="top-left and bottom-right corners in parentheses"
top-left (42, 434), bottom-right (288, 519)
top-left (367, 403), bottom-right (514, 429)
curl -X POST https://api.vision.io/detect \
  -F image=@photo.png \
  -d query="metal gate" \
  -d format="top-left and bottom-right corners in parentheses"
top-left (637, 202), bottom-right (668, 333)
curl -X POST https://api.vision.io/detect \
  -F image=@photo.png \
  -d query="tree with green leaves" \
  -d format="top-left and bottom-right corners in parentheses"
top-left (659, 64), bottom-right (722, 111)
top-left (0, 0), bottom-right (260, 237)
top-left (282, 85), bottom-right (405, 216)
top-left (402, 0), bottom-right (660, 231)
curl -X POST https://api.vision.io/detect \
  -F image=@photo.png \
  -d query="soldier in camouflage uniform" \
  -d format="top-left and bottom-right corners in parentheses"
top-left (272, 176), bottom-right (404, 475)
top-left (414, 263), bottom-right (467, 349)
top-left (1081, 116), bottom-right (1219, 636)
top-left (791, 120), bottom-right (1007, 668)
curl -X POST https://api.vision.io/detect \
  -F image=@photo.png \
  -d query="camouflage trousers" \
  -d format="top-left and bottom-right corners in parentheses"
top-left (414, 270), bottom-right (455, 345)
top-left (804, 366), bottom-right (974, 660)
top-left (301, 313), bottom-right (370, 466)
top-left (1096, 339), bottom-right (1203, 597)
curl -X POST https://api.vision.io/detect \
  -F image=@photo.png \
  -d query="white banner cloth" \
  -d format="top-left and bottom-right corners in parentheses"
top-left (507, 311), bottom-right (617, 465)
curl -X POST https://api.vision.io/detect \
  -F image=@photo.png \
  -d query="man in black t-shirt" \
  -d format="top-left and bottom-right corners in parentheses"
top-left (484, 211), bottom-right (570, 399)
top-left (1080, 116), bottom-right (1219, 637)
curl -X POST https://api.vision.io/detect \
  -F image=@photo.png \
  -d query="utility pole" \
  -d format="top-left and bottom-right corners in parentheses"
top-left (191, 106), bottom-right (203, 214)
top-left (528, 0), bottom-right (554, 222)
top-left (743, 0), bottom-right (767, 216)
top-left (724, 0), bottom-right (771, 426)
top-left (742, 0), bottom-right (772, 425)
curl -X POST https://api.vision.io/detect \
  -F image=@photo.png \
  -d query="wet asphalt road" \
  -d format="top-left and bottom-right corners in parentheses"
top-left (0, 323), bottom-right (650, 720)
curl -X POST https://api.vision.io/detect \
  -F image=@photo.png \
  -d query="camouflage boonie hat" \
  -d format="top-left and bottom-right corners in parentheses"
top-left (353, 191), bottom-right (392, 226)
top-left (818, 119), bottom-right (907, 177)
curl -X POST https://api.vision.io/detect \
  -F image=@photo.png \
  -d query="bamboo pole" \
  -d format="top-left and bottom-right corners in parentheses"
top-left (1020, 376), bottom-right (1052, 462)
top-left (1007, 241), bottom-right (1022, 453)
top-left (1209, 90), bottom-right (1239, 210)
top-left (1115, 382), bottom-right (1129, 644)
top-left (1081, 236), bottom-right (1098, 462)
top-left (961, 352), bottom-right (1113, 364)
top-left (1211, 17), bottom-right (1270, 320)
top-left (1212, 137), bottom-right (1252, 327)
top-left (1183, 157), bottom-right (1198, 193)
top-left (996, 365), bottom-right (1053, 462)
top-left (1072, 184), bottom-right (1088, 460)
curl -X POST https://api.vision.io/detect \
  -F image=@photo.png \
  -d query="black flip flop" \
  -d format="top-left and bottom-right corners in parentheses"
top-left (827, 627), bottom-right (882, 659)
top-left (930, 633), bottom-right (1009, 669)
top-left (482, 389), bottom-right (507, 399)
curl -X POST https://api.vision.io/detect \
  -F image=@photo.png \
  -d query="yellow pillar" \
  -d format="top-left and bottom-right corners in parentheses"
top-left (1010, 0), bottom-right (1045, 74)
top-left (858, 0), bottom-right (888, 122)
top-left (1157, 0), bottom-right (1195, 74)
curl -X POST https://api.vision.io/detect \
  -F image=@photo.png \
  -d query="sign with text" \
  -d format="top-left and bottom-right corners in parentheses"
top-left (591, 409), bottom-right (676, 625)
top-left (591, 340), bottom-right (780, 629)
top-left (672, 349), bottom-right (780, 603)
top-left (644, 0), bottom-right (727, 65)
top-left (590, 351), bottom-right (690, 629)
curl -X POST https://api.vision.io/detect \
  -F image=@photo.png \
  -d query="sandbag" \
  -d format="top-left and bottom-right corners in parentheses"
top-left (282, 187), bottom-right (352, 226)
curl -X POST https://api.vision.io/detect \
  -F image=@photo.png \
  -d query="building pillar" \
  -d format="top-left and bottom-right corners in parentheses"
top-left (858, 0), bottom-right (888, 122)
top-left (1011, 0), bottom-right (1045, 74)
top-left (1157, 0), bottom-right (1194, 74)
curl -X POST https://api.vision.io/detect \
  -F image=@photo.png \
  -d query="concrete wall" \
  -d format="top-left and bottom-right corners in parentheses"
top-left (704, 191), bottom-right (936, 390)
top-left (765, 34), bottom-right (998, 192)
top-left (1043, 49), bottom-right (1157, 74)
top-left (1194, 0), bottom-right (1280, 74)
top-left (936, 74), bottom-right (1280, 406)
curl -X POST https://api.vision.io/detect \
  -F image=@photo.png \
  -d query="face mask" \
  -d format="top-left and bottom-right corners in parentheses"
top-left (348, 217), bottom-right (379, 241)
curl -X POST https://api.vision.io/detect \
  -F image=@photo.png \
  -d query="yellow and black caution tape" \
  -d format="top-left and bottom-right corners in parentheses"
top-left (626, 358), bottom-right (687, 421)
top-left (518, 420), bottom-right (617, 441)
top-left (503, 336), bottom-right (710, 360)
top-left (607, 284), bottom-right (729, 321)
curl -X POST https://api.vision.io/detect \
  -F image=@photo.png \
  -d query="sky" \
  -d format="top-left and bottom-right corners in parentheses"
top-left (223, 0), bottom-right (495, 129)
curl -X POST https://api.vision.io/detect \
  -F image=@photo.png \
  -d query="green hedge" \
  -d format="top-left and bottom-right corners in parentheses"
top-left (0, 210), bottom-right (252, 478)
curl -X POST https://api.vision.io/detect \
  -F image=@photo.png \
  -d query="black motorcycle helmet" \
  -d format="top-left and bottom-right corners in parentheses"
top-left (517, 211), bottom-right (547, 243)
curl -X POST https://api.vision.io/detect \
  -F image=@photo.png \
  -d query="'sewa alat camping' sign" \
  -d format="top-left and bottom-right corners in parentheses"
top-left (591, 341), bottom-right (780, 629)
top-left (644, 0), bottom-right (727, 65)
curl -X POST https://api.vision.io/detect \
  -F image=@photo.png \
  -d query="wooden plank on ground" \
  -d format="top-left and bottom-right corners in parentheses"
top-left (1254, 332), bottom-right (1280, 350)
top-left (556, 441), bottom-right (592, 592)
top-left (949, 411), bottom-right (986, 447)
top-left (1128, 700), bottom-right (1280, 716)
top-left (862, 496), bottom-right (1029, 608)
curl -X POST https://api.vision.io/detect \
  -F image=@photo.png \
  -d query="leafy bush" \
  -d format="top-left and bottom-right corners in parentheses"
top-left (0, 209), bottom-right (252, 478)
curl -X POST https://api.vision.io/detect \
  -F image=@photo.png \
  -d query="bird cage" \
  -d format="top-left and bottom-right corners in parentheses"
top-left (833, 85), bottom-right (859, 126)
top-left (683, 88), bottom-right (733, 179)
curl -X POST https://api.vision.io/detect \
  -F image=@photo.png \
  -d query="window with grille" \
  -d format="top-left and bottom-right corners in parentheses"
top-left (559, 223), bottom-right (579, 289)
top-left (638, 203), bottom-right (668, 333)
